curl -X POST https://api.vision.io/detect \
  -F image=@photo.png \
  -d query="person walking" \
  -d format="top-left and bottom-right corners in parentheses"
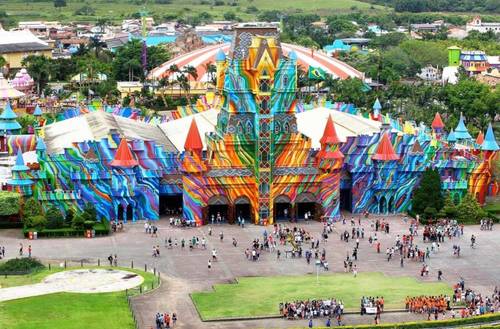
top-left (208, 259), bottom-right (212, 270)
top-left (438, 270), bottom-right (443, 281)
top-left (219, 231), bottom-right (224, 242)
top-left (308, 318), bottom-right (313, 328)
top-left (353, 264), bottom-right (358, 277)
top-left (28, 245), bottom-right (32, 258)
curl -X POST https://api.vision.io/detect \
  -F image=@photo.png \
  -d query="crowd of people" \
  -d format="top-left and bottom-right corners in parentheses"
top-left (280, 299), bottom-right (344, 320)
top-left (480, 219), bottom-right (494, 231)
top-left (360, 296), bottom-right (384, 315)
top-left (154, 312), bottom-right (177, 329)
top-left (422, 219), bottom-right (463, 243)
top-left (405, 296), bottom-right (448, 315)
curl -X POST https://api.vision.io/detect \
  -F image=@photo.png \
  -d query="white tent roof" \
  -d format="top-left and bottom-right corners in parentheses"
top-left (159, 107), bottom-right (382, 151)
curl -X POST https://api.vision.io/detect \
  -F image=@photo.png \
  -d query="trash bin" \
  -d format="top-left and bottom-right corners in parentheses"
top-left (86, 230), bottom-right (91, 238)
top-left (33, 232), bottom-right (38, 240)
top-left (92, 229), bottom-right (95, 238)
top-left (28, 231), bottom-right (33, 240)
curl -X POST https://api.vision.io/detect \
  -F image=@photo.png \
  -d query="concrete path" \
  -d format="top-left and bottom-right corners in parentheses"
top-left (0, 269), bottom-right (143, 301)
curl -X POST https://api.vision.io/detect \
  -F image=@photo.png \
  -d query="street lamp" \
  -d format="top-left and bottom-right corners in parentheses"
top-left (315, 260), bottom-right (321, 284)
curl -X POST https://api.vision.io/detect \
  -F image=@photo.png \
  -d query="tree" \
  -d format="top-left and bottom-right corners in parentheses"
top-left (30, 215), bottom-right (47, 230)
top-left (65, 208), bottom-right (75, 226)
top-left (54, 0), bottom-right (67, 7)
top-left (72, 213), bottom-right (85, 230)
top-left (21, 55), bottom-right (53, 95)
top-left (22, 198), bottom-right (43, 221)
top-left (456, 194), bottom-right (488, 224)
top-left (223, 12), bottom-right (237, 21)
top-left (112, 40), bottom-right (170, 81)
top-left (45, 206), bottom-right (64, 229)
top-left (412, 168), bottom-right (443, 218)
top-left (0, 56), bottom-right (6, 68)
top-left (439, 193), bottom-right (458, 218)
top-left (17, 114), bottom-right (37, 134)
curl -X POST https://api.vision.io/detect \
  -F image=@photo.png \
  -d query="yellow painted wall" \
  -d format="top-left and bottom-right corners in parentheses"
top-left (1, 50), bottom-right (52, 69)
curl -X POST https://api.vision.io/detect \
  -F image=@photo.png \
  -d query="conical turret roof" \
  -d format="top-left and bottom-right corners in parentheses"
top-left (454, 114), bottom-right (472, 140)
top-left (184, 118), bottom-right (203, 152)
top-left (320, 115), bottom-right (341, 145)
top-left (372, 133), bottom-right (399, 161)
top-left (11, 149), bottom-right (29, 171)
top-left (431, 112), bottom-right (445, 129)
top-left (33, 105), bottom-right (43, 116)
top-left (447, 129), bottom-right (457, 143)
top-left (110, 138), bottom-right (138, 167)
top-left (482, 123), bottom-right (499, 151)
top-left (475, 131), bottom-right (484, 146)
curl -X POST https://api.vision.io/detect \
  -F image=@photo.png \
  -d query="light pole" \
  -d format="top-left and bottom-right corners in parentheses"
top-left (315, 260), bottom-right (321, 284)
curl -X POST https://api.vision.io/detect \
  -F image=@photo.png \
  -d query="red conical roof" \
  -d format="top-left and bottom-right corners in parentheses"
top-left (431, 112), bottom-right (445, 129)
top-left (476, 131), bottom-right (484, 145)
top-left (372, 133), bottom-right (400, 161)
top-left (110, 138), bottom-right (138, 167)
top-left (184, 118), bottom-right (203, 152)
top-left (320, 115), bottom-right (341, 145)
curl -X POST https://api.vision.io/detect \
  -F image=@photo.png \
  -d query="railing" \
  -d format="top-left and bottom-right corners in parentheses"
top-left (37, 190), bottom-right (81, 201)
top-left (442, 180), bottom-right (468, 189)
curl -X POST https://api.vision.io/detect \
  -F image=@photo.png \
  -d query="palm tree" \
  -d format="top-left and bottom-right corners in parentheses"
top-left (176, 73), bottom-right (190, 103)
top-left (183, 65), bottom-right (198, 82)
top-left (158, 77), bottom-right (170, 109)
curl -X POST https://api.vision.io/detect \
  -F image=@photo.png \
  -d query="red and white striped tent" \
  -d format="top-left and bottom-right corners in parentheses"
top-left (148, 42), bottom-right (364, 82)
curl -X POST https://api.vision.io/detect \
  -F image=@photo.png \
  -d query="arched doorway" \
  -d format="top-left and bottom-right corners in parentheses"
top-left (207, 195), bottom-right (230, 224)
top-left (295, 192), bottom-right (316, 220)
top-left (274, 195), bottom-right (291, 221)
top-left (159, 194), bottom-right (183, 216)
top-left (234, 196), bottom-right (251, 223)
top-left (117, 205), bottom-right (124, 221)
top-left (379, 196), bottom-right (387, 214)
top-left (388, 196), bottom-right (394, 213)
top-left (126, 204), bottom-right (133, 222)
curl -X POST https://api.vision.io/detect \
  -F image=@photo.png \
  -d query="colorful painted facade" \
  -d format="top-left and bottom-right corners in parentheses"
top-left (3, 25), bottom-right (499, 225)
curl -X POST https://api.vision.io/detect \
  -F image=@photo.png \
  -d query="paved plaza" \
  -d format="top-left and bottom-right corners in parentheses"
top-left (1, 215), bottom-right (499, 328)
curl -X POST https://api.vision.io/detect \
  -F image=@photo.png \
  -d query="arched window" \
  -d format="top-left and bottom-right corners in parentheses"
top-left (245, 120), bottom-right (253, 134)
top-left (274, 122), bottom-right (280, 134)
top-left (236, 121), bottom-right (243, 134)
top-left (284, 122), bottom-right (290, 133)
top-left (261, 121), bottom-right (269, 133)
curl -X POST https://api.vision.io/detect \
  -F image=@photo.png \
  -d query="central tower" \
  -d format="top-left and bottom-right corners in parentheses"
top-left (214, 23), bottom-right (298, 224)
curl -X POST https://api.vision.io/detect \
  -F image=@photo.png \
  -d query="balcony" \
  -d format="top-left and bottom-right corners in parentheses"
top-left (442, 180), bottom-right (468, 190)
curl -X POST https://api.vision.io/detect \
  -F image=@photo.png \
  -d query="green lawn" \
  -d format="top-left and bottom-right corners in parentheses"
top-left (0, 266), bottom-right (158, 329)
top-left (0, 0), bottom-right (384, 23)
top-left (191, 272), bottom-right (452, 320)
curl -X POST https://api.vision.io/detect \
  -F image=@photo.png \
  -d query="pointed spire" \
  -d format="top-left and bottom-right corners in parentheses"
top-left (372, 133), bottom-right (400, 161)
top-left (482, 123), bottom-right (499, 151)
top-left (33, 105), bottom-right (43, 116)
top-left (454, 113), bottom-right (472, 140)
top-left (35, 137), bottom-right (46, 151)
top-left (475, 131), bottom-right (484, 146)
top-left (215, 49), bottom-right (226, 61)
top-left (447, 128), bottom-right (457, 143)
top-left (184, 118), bottom-right (203, 153)
top-left (320, 115), bottom-right (341, 145)
top-left (0, 103), bottom-right (18, 120)
top-left (431, 112), bottom-right (445, 130)
top-left (373, 98), bottom-right (382, 111)
top-left (110, 138), bottom-right (138, 167)
top-left (12, 149), bottom-right (29, 171)
top-left (410, 139), bottom-right (423, 154)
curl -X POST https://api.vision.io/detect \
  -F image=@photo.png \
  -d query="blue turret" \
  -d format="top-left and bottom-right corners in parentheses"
top-left (215, 49), bottom-right (226, 62)
top-left (33, 105), bottom-right (43, 116)
top-left (0, 103), bottom-right (21, 134)
top-left (454, 114), bottom-right (472, 140)
top-left (8, 149), bottom-right (33, 194)
top-left (482, 123), bottom-right (499, 151)
top-left (447, 129), bottom-right (457, 143)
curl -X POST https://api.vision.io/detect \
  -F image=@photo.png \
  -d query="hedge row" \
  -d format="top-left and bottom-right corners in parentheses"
top-left (296, 313), bottom-right (500, 329)
top-left (22, 220), bottom-right (110, 238)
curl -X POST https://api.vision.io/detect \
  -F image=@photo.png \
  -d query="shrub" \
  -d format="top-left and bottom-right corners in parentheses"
top-left (0, 257), bottom-right (45, 274)
top-left (423, 206), bottom-right (437, 219)
top-left (45, 206), bottom-right (64, 229)
top-left (30, 215), bottom-right (47, 230)
top-left (0, 191), bottom-right (20, 216)
top-left (83, 220), bottom-right (95, 230)
top-left (72, 213), bottom-right (85, 230)
top-left (457, 193), bottom-right (488, 224)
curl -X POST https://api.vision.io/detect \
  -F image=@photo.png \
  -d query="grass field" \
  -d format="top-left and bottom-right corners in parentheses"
top-left (0, 266), bottom-right (157, 329)
top-left (191, 272), bottom-right (452, 320)
top-left (1, 0), bottom-right (384, 23)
